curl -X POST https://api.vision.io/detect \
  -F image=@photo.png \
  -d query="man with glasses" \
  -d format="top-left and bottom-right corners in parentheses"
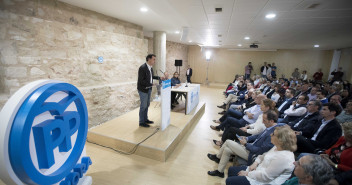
top-left (289, 100), bottom-right (322, 137)
top-left (282, 155), bottom-right (333, 185)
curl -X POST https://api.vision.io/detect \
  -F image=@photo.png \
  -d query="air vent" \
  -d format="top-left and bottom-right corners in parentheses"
top-left (215, 8), bottom-right (222, 12)
top-left (306, 3), bottom-right (320, 9)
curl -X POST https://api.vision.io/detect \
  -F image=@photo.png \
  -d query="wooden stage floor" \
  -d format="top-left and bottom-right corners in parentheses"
top-left (87, 101), bottom-right (206, 161)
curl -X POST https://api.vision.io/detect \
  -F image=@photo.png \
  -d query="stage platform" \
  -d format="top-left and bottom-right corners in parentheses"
top-left (87, 101), bottom-right (205, 162)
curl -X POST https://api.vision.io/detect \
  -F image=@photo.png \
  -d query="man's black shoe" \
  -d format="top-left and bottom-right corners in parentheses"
top-left (217, 104), bottom-right (226, 109)
top-left (139, 123), bottom-right (150, 127)
top-left (207, 170), bottom-right (224, 178)
top-left (207, 153), bottom-right (220, 163)
top-left (218, 111), bottom-right (226, 115)
top-left (146, 120), bottom-right (154, 124)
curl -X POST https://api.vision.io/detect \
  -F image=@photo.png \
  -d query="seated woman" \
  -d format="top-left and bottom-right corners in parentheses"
top-left (213, 99), bottom-right (277, 146)
top-left (320, 121), bottom-right (352, 172)
top-left (171, 72), bottom-right (181, 108)
top-left (226, 125), bottom-right (296, 185)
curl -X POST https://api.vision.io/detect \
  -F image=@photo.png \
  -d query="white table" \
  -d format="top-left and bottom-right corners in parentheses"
top-left (171, 83), bottom-right (200, 114)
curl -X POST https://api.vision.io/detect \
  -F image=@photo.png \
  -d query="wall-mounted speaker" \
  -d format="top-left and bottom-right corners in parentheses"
top-left (175, 60), bottom-right (183, 66)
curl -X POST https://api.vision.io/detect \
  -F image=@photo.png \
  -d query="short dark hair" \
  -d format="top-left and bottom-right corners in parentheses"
top-left (300, 94), bottom-right (309, 101)
top-left (288, 88), bottom-right (296, 96)
top-left (264, 110), bottom-right (278, 122)
top-left (323, 102), bottom-right (342, 116)
top-left (146, 54), bottom-right (156, 62)
top-left (318, 89), bottom-right (328, 97)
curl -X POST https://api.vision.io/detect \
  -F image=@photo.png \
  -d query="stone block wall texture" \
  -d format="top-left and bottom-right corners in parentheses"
top-left (0, 0), bottom-right (147, 127)
top-left (146, 37), bottom-right (189, 82)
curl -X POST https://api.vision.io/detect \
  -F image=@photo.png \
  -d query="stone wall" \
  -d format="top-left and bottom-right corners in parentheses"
top-left (0, 0), bottom-right (147, 128)
top-left (146, 37), bottom-right (189, 82)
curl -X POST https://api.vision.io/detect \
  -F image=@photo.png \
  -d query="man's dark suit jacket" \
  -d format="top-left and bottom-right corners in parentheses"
top-left (137, 63), bottom-right (160, 93)
top-left (308, 118), bottom-right (342, 150)
top-left (278, 97), bottom-right (296, 116)
top-left (187, 68), bottom-right (192, 76)
top-left (289, 111), bottom-right (322, 138)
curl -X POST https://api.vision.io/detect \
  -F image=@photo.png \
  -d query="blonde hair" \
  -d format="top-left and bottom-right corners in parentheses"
top-left (343, 122), bottom-right (352, 141)
top-left (274, 125), bottom-right (297, 152)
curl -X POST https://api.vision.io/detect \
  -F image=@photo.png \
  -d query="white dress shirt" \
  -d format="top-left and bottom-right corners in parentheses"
top-left (247, 113), bottom-right (266, 135)
top-left (146, 63), bottom-right (152, 84)
top-left (243, 104), bottom-right (262, 124)
top-left (284, 104), bottom-right (307, 117)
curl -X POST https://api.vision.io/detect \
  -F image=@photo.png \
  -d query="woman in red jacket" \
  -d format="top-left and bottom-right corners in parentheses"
top-left (320, 121), bottom-right (352, 172)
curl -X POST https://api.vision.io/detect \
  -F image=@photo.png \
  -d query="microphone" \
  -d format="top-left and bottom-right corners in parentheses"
top-left (159, 69), bottom-right (165, 75)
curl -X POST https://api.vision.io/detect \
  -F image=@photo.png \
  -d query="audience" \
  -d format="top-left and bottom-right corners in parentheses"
top-left (226, 125), bottom-right (297, 185)
top-left (207, 110), bottom-right (280, 178)
top-left (213, 99), bottom-right (277, 146)
top-left (207, 68), bottom-right (352, 184)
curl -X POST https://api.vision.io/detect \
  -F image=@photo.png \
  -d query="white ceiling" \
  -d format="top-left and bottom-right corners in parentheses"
top-left (59, 0), bottom-right (352, 50)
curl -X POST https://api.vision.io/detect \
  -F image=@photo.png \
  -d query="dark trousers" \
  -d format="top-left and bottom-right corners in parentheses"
top-left (186, 75), bottom-right (191, 83)
top-left (138, 89), bottom-right (151, 124)
top-left (219, 109), bottom-right (244, 122)
top-left (296, 135), bottom-right (316, 153)
top-left (222, 127), bottom-right (251, 143)
top-left (226, 166), bottom-right (250, 185)
top-left (218, 117), bottom-right (249, 130)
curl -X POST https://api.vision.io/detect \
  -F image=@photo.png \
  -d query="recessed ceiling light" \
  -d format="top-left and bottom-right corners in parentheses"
top-left (175, 31), bottom-right (180, 34)
top-left (218, 34), bottom-right (222, 37)
top-left (140, 7), bottom-right (148, 12)
top-left (188, 40), bottom-right (192, 43)
top-left (265, 13), bottom-right (276, 19)
top-left (314, 44), bottom-right (320, 48)
top-left (238, 44), bottom-right (242, 47)
top-left (244, 37), bottom-right (250, 40)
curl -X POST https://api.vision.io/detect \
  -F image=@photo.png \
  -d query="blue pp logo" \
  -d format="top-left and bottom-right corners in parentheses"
top-left (0, 81), bottom-right (91, 185)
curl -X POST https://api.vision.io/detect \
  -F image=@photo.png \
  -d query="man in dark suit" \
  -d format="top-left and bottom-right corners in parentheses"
top-left (207, 110), bottom-right (279, 178)
top-left (289, 100), bottom-right (322, 137)
top-left (277, 88), bottom-right (296, 117)
top-left (186, 65), bottom-right (192, 83)
top-left (296, 102), bottom-right (342, 153)
top-left (137, 54), bottom-right (164, 127)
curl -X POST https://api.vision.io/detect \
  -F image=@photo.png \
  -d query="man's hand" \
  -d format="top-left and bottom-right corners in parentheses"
top-left (247, 112), bottom-right (254, 119)
top-left (238, 170), bottom-right (249, 176)
top-left (239, 137), bottom-right (247, 145)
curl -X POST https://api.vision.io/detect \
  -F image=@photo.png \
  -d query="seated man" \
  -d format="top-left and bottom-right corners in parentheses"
top-left (277, 88), bottom-right (296, 117)
top-left (279, 94), bottom-right (309, 123)
top-left (316, 89), bottom-right (328, 104)
top-left (336, 99), bottom-right (352, 124)
top-left (210, 94), bottom-right (265, 131)
top-left (296, 102), bottom-right (342, 153)
top-left (206, 110), bottom-right (279, 178)
top-left (289, 100), bottom-right (322, 137)
top-left (282, 155), bottom-right (334, 185)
